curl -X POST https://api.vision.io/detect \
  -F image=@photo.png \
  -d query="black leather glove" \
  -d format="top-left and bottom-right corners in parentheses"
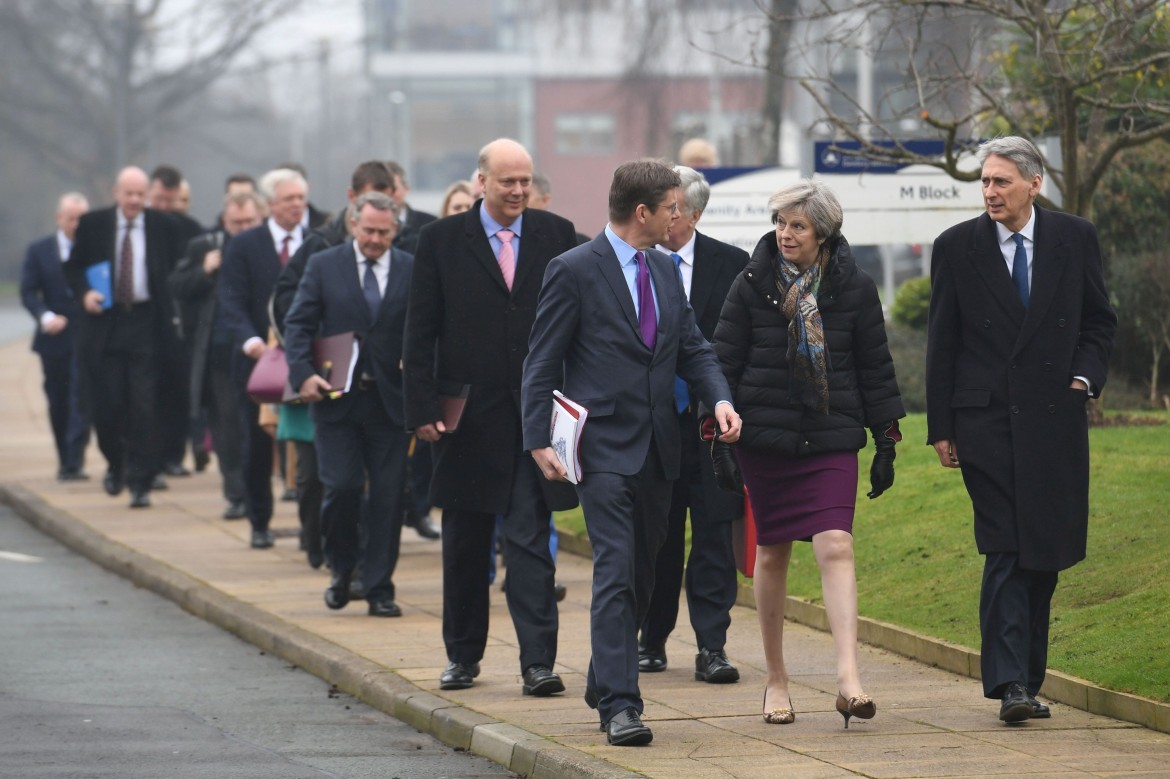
top-left (867, 420), bottom-right (902, 499)
top-left (711, 439), bottom-right (744, 495)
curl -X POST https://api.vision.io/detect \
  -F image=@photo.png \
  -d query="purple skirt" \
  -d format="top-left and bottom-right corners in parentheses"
top-left (736, 446), bottom-right (858, 545)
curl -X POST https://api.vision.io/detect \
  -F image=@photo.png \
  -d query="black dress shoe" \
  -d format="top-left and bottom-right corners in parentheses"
top-left (194, 450), bottom-right (210, 472)
top-left (367, 599), bottom-right (402, 617)
top-left (129, 490), bottom-right (151, 509)
top-left (439, 661), bottom-right (480, 690)
top-left (325, 571), bottom-right (352, 610)
top-left (163, 462), bottom-right (191, 477)
top-left (638, 645), bottom-right (667, 673)
top-left (281, 487), bottom-right (298, 502)
top-left (57, 468), bottom-right (89, 482)
top-left (103, 470), bottom-right (124, 496)
top-left (414, 514), bottom-right (441, 539)
top-left (1000, 682), bottom-right (1033, 723)
top-left (250, 529), bottom-right (275, 549)
top-left (694, 647), bottom-right (740, 684)
top-left (1028, 693), bottom-right (1051, 719)
top-left (555, 583), bottom-right (567, 602)
top-left (151, 475), bottom-right (168, 491)
top-left (606, 707), bottom-right (653, 746)
top-left (222, 501), bottom-right (247, 520)
top-left (521, 664), bottom-right (565, 696)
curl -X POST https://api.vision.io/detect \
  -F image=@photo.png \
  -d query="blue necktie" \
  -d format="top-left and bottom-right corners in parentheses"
top-left (1011, 233), bottom-right (1029, 309)
top-left (363, 259), bottom-right (381, 320)
top-left (671, 252), bottom-right (689, 414)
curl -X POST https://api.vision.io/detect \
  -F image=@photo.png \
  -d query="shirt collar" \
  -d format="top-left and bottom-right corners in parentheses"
top-left (605, 224), bottom-right (640, 267)
top-left (655, 230), bottom-right (696, 266)
top-left (479, 204), bottom-right (522, 239)
top-left (995, 206), bottom-right (1036, 245)
top-left (267, 218), bottom-right (298, 244)
top-left (117, 210), bottom-right (140, 229)
top-left (56, 230), bottom-right (72, 261)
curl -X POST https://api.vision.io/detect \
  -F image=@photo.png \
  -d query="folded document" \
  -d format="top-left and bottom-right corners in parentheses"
top-left (550, 390), bottom-right (588, 485)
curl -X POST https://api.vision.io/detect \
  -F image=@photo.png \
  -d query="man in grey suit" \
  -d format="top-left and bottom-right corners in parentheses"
top-left (926, 136), bottom-right (1116, 724)
top-left (285, 192), bottom-right (413, 618)
top-left (523, 160), bottom-right (741, 746)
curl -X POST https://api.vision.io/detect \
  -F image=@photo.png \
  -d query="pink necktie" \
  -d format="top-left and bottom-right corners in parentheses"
top-left (115, 219), bottom-right (134, 306)
top-left (496, 229), bottom-right (515, 291)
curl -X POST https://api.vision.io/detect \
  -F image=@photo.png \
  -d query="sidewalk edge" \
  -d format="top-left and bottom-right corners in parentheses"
top-left (2, 484), bottom-right (640, 779)
top-left (558, 524), bottom-right (1168, 735)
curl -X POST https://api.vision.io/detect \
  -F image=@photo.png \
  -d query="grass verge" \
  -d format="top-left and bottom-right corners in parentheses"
top-left (554, 411), bottom-right (1170, 702)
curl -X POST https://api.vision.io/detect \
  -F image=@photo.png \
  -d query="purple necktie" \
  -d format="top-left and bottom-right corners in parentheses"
top-left (635, 250), bottom-right (656, 349)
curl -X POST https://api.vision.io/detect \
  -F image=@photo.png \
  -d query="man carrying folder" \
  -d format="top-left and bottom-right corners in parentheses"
top-left (522, 160), bottom-right (741, 746)
top-left (284, 192), bottom-right (414, 618)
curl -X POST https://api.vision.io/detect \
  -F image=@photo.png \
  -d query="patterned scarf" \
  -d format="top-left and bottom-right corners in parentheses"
top-left (776, 252), bottom-right (830, 414)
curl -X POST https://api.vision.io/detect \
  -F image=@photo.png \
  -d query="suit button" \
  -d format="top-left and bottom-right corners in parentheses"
top-left (1058, 318), bottom-right (1067, 327)
top-left (1048, 405), bottom-right (1057, 413)
top-left (747, 271), bottom-right (753, 278)
top-left (983, 320), bottom-right (991, 328)
top-left (1010, 405), bottom-right (1020, 414)
top-left (1043, 362), bottom-right (1053, 371)
top-left (1010, 362), bottom-right (1018, 369)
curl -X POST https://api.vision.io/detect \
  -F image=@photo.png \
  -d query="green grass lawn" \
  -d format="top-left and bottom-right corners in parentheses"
top-left (555, 411), bottom-right (1170, 702)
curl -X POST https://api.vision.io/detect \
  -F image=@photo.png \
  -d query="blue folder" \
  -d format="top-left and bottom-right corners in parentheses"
top-left (85, 261), bottom-right (113, 310)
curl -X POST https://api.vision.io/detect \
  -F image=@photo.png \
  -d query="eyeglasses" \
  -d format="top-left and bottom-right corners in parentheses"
top-left (650, 201), bottom-right (680, 215)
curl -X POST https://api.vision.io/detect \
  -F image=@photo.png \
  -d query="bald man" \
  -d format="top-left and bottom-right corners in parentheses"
top-left (404, 138), bottom-right (580, 696)
top-left (21, 192), bottom-right (92, 481)
top-left (66, 166), bottom-right (181, 508)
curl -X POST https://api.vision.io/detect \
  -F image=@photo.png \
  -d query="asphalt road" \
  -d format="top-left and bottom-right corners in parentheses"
top-left (0, 505), bottom-right (514, 778)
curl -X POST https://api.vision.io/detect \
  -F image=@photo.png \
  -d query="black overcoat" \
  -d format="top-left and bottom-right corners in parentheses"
top-left (925, 207), bottom-right (1116, 572)
top-left (404, 202), bottom-right (580, 514)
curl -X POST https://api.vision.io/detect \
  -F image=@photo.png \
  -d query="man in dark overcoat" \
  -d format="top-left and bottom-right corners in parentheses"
top-left (926, 136), bottom-right (1116, 724)
top-left (403, 138), bottom-right (580, 696)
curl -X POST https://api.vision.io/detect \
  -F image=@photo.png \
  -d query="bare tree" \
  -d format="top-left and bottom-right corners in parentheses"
top-left (0, 0), bottom-right (300, 192)
top-left (789, 0), bottom-right (1170, 219)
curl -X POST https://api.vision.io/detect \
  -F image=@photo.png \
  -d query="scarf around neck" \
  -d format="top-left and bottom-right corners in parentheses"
top-left (776, 252), bottom-right (830, 413)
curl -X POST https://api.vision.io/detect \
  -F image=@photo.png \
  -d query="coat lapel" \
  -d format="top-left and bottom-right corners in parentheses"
top-left (647, 249), bottom-right (679, 353)
top-left (338, 247), bottom-right (375, 329)
top-left (512, 212), bottom-right (541, 294)
top-left (968, 214), bottom-right (1025, 327)
top-left (689, 233), bottom-right (717, 323)
top-left (593, 236), bottom-right (643, 344)
top-left (1014, 206), bottom-right (1067, 352)
top-left (463, 204), bottom-right (510, 295)
top-left (377, 250), bottom-right (410, 320)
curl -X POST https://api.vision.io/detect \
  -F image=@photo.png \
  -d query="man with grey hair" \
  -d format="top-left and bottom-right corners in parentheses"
top-left (219, 167), bottom-right (309, 548)
top-left (21, 192), bottom-right (92, 481)
top-left (285, 192), bottom-right (414, 616)
top-left (926, 136), bottom-right (1116, 723)
top-left (639, 165), bottom-right (749, 684)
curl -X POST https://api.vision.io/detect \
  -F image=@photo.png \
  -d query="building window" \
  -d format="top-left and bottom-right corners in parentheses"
top-left (555, 113), bottom-right (615, 155)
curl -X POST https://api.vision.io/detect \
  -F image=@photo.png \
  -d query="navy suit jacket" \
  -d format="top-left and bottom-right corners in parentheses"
top-left (284, 242), bottom-right (413, 427)
top-left (218, 223), bottom-right (284, 350)
top-left (21, 234), bottom-right (79, 357)
top-left (522, 233), bottom-right (731, 479)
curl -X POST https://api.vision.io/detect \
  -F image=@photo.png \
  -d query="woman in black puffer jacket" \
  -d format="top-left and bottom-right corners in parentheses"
top-left (712, 179), bottom-right (904, 728)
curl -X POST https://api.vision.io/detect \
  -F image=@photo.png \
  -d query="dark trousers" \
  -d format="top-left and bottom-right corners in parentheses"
top-left (641, 411), bottom-right (740, 654)
top-left (579, 443), bottom-right (672, 724)
top-left (237, 384), bottom-right (273, 533)
top-left (441, 452), bottom-right (557, 672)
top-left (979, 551), bottom-right (1059, 698)
top-left (204, 344), bottom-right (244, 503)
top-left (294, 440), bottom-right (323, 558)
top-left (158, 338), bottom-right (191, 467)
top-left (88, 306), bottom-right (160, 492)
top-left (314, 388), bottom-right (407, 604)
top-left (408, 438), bottom-right (433, 517)
top-left (39, 350), bottom-right (89, 473)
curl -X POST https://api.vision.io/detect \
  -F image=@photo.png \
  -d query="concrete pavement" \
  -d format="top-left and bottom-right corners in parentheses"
top-left (3, 336), bottom-right (1170, 779)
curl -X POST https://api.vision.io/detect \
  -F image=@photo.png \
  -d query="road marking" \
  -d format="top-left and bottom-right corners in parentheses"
top-left (0, 550), bottom-right (45, 563)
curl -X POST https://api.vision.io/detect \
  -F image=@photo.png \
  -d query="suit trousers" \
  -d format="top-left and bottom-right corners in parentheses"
top-left (235, 369), bottom-right (273, 533)
top-left (579, 443), bottom-right (672, 723)
top-left (441, 451), bottom-right (557, 672)
top-left (158, 335), bottom-right (191, 467)
top-left (641, 410), bottom-right (739, 654)
top-left (204, 343), bottom-right (244, 503)
top-left (314, 387), bottom-right (407, 604)
top-left (88, 305), bottom-right (160, 492)
top-left (294, 440), bottom-right (323, 558)
top-left (979, 551), bottom-right (1059, 698)
top-left (39, 350), bottom-right (89, 473)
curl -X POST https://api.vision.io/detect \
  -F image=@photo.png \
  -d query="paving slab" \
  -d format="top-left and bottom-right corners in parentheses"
top-left (2, 336), bottom-right (1170, 779)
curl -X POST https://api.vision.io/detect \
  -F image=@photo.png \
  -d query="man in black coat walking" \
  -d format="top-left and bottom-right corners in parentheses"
top-left (926, 136), bottom-right (1116, 724)
top-left (404, 138), bottom-right (579, 696)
